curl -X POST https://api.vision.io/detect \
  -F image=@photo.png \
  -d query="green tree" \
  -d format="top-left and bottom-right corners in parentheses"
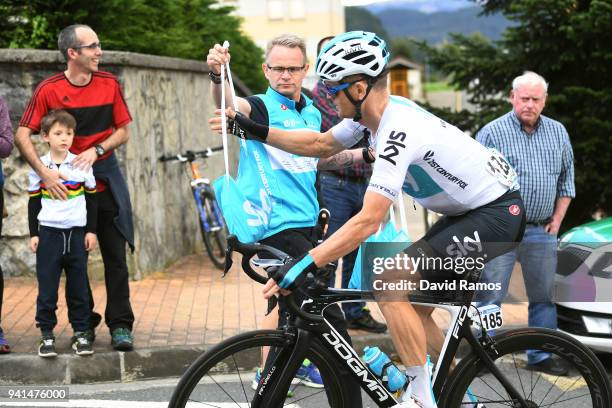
top-left (389, 37), bottom-right (431, 66)
top-left (389, 37), bottom-right (415, 60)
top-left (0, 0), bottom-right (266, 92)
top-left (345, 6), bottom-right (390, 44)
top-left (420, 0), bottom-right (612, 228)
top-left (168, 0), bottom-right (267, 93)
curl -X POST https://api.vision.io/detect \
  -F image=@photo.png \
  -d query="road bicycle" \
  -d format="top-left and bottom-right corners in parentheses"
top-left (159, 147), bottom-right (227, 269)
top-left (168, 235), bottom-right (611, 407)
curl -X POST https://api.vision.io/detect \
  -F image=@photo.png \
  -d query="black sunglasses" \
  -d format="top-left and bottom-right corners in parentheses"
top-left (323, 79), bottom-right (363, 97)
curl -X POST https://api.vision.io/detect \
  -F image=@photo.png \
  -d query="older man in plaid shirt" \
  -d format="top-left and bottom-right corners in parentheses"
top-left (476, 71), bottom-right (575, 376)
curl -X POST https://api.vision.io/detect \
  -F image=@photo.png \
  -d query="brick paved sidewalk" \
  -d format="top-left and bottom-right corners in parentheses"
top-left (0, 253), bottom-right (528, 355)
top-left (1, 254), bottom-right (263, 354)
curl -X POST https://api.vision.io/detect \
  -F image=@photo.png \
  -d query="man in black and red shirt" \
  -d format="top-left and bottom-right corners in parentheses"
top-left (15, 24), bottom-right (135, 351)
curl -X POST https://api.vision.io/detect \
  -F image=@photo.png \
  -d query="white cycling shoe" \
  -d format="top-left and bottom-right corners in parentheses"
top-left (392, 398), bottom-right (424, 408)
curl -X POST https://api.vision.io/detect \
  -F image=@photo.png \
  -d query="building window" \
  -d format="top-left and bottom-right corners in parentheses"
top-left (268, 0), bottom-right (284, 20)
top-left (289, 0), bottom-right (305, 19)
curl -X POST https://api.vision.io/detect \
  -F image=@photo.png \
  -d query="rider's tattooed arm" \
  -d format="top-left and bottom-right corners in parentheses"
top-left (317, 147), bottom-right (375, 170)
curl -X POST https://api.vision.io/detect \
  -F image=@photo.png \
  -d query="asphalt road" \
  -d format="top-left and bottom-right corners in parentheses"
top-left (1, 353), bottom-right (610, 408)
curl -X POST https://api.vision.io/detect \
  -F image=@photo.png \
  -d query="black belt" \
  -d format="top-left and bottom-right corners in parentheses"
top-left (526, 219), bottom-right (549, 226)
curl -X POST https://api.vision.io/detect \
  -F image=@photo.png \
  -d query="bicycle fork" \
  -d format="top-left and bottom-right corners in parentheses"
top-left (462, 327), bottom-right (531, 408)
top-left (250, 328), bottom-right (313, 408)
top-left (430, 303), bottom-right (531, 408)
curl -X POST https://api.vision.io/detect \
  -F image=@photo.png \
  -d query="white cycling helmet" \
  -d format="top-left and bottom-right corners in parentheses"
top-left (315, 31), bottom-right (390, 82)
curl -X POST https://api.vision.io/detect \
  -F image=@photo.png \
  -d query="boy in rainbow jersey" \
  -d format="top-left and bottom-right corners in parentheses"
top-left (28, 110), bottom-right (97, 358)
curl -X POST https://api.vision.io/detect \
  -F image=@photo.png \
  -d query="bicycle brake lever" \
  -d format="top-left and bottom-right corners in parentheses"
top-left (315, 208), bottom-right (330, 242)
top-left (222, 237), bottom-right (234, 276)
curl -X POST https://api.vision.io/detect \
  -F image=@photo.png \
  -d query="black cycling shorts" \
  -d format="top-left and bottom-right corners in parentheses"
top-left (404, 189), bottom-right (526, 283)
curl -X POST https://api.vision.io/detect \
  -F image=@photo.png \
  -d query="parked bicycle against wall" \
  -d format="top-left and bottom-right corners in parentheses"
top-left (168, 235), bottom-right (612, 407)
top-left (159, 147), bottom-right (227, 269)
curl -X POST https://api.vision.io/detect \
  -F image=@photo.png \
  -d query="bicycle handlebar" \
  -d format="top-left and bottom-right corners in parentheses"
top-left (158, 145), bottom-right (225, 163)
top-left (224, 235), bottom-right (325, 323)
top-left (223, 235), bottom-right (291, 284)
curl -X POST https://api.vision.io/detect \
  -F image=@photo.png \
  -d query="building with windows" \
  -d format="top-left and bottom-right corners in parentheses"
top-left (217, 0), bottom-right (345, 88)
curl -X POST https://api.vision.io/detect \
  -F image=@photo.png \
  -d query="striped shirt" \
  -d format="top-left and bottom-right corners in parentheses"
top-left (19, 71), bottom-right (132, 192)
top-left (28, 152), bottom-right (97, 230)
top-left (476, 111), bottom-right (575, 223)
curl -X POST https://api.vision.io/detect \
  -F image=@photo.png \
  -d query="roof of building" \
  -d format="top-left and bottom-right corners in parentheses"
top-left (388, 56), bottom-right (423, 71)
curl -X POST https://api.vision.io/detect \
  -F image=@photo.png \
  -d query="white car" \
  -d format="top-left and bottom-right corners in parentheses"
top-left (555, 217), bottom-right (612, 353)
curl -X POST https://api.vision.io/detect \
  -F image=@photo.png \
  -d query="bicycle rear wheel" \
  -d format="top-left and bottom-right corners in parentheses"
top-left (441, 328), bottom-right (611, 408)
top-left (199, 192), bottom-right (227, 269)
top-left (168, 330), bottom-right (350, 408)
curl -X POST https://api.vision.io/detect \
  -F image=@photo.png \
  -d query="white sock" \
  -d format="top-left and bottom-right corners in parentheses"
top-left (403, 363), bottom-right (437, 408)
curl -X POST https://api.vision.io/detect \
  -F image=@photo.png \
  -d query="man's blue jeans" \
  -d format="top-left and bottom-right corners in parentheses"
top-left (320, 172), bottom-right (368, 320)
top-left (477, 225), bottom-right (558, 364)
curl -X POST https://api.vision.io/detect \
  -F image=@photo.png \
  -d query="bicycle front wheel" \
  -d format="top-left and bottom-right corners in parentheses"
top-left (441, 328), bottom-right (611, 408)
top-left (168, 330), bottom-right (350, 408)
top-left (199, 192), bottom-right (227, 269)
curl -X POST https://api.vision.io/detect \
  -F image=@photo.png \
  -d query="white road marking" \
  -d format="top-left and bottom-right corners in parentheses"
top-left (0, 400), bottom-right (302, 407)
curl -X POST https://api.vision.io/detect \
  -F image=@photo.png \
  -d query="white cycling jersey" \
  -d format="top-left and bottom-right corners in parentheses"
top-left (332, 96), bottom-right (518, 215)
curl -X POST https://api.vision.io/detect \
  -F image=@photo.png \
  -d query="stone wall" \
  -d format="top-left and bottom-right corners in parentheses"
top-left (0, 49), bottom-right (243, 279)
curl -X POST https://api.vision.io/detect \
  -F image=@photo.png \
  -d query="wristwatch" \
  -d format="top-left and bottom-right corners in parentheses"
top-left (94, 144), bottom-right (105, 157)
top-left (208, 70), bottom-right (222, 84)
top-left (362, 147), bottom-right (375, 163)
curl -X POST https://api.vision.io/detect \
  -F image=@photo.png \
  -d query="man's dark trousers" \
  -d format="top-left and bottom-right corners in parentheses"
top-left (320, 172), bottom-right (368, 319)
top-left (89, 189), bottom-right (134, 332)
top-left (260, 226), bottom-right (363, 407)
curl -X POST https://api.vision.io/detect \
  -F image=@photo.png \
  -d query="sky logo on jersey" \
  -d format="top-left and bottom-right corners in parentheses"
top-left (446, 230), bottom-right (483, 257)
top-left (378, 130), bottom-right (407, 165)
top-left (422, 150), bottom-right (469, 189)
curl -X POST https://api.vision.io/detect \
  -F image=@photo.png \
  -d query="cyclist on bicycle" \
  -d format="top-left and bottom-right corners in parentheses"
top-left (215, 31), bottom-right (526, 408)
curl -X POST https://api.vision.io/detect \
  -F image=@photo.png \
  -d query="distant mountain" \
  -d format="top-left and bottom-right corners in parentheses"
top-left (370, 5), bottom-right (510, 43)
top-left (365, 0), bottom-right (472, 14)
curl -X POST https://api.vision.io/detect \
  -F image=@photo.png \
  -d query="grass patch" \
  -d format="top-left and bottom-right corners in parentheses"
top-left (424, 81), bottom-right (455, 92)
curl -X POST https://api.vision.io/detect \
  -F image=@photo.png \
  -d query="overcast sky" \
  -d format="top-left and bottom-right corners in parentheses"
top-left (340, 0), bottom-right (473, 6)
top-left (340, 0), bottom-right (387, 6)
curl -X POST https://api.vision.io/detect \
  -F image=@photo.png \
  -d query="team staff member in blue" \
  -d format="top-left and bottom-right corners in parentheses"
top-left (206, 35), bottom-right (367, 402)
